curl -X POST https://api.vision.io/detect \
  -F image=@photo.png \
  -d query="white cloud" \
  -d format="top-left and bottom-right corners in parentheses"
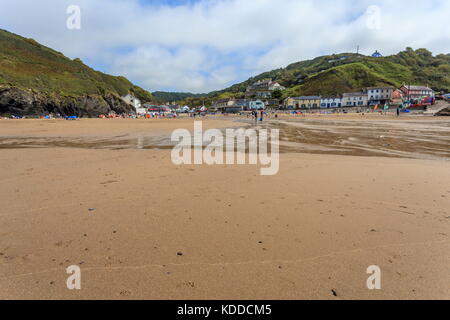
top-left (110, 45), bottom-right (218, 92)
top-left (0, 0), bottom-right (449, 92)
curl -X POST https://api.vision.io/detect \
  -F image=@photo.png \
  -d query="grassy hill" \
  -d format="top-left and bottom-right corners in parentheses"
top-left (0, 29), bottom-right (153, 116)
top-left (152, 91), bottom-right (208, 102)
top-left (177, 49), bottom-right (450, 106)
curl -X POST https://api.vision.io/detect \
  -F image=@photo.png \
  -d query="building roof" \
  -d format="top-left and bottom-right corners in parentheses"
top-left (371, 50), bottom-right (383, 57)
top-left (365, 86), bottom-right (394, 90)
top-left (290, 96), bottom-right (322, 100)
top-left (321, 96), bottom-right (342, 100)
top-left (247, 79), bottom-right (284, 91)
top-left (214, 98), bottom-right (232, 104)
top-left (401, 85), bottom-right (433, 91)
top-left (343, 92), bottom-right (366, 97)
top-left (234, 99), bottom-right (250, 104)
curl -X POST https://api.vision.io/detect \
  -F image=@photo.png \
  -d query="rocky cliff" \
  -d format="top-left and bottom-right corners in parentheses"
top-left (0, 29), bottom-right (153, 116)
top-left (0, 86), bottom-right (133, 117)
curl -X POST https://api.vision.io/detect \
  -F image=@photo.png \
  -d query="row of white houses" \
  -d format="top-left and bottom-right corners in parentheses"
top-left (284, 85), bottom-right (435, 109)
top-left (284, 87), bottom-right (395, 109)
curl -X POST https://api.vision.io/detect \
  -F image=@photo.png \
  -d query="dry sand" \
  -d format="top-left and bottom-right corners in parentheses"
top-left (0, 116), bottom-right (449, 300)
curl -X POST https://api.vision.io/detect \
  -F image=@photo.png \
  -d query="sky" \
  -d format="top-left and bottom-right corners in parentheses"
top-left (1, 0), bottom-right (450, 93)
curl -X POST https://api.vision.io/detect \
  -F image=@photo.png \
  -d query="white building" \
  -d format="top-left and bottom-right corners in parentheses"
top-left (342, 92), bottom-right (368, 107)
top-left (364, 87), bottom-right (394, 105)
top-left (122, 94), bottom-right (145, 115)
top-left (245, 79), bottom-right (286, 99)
top-left (320, 97), bottom-right (342, 108)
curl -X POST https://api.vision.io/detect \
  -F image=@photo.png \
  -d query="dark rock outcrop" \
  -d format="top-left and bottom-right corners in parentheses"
top-left (0, 86), bottom-right (134, 117)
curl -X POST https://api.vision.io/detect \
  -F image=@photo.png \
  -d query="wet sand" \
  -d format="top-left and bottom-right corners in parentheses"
top-left (0, 116), bottom-right (449, 299)
top-left (275, 118), bottom-right (450, 159)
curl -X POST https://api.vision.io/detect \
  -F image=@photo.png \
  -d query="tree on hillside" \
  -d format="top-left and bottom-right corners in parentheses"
top-left (272, 89), bottom-right (283, 100)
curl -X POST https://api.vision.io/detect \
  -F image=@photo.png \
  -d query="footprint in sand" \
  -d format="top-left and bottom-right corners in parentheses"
top-left (119, 290), bottom-right (131, 296)
top-left (177, 281), bottom-right (195, 288)
top-left (100, 180), bottom-right (119, 185)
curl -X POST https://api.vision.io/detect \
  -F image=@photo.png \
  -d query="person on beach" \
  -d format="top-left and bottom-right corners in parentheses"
top-left (397, 107), bottom-right (400, 117)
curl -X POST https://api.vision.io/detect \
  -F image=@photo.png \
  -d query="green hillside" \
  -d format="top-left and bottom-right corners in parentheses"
top-left (0, 29), bottom-right (153, 116)
top-left (178, 49), bottom-right (450, 106)
top-left (283, 50), bottom-right (450, 97)
top-left (152, 91), bottom-right (208, 102)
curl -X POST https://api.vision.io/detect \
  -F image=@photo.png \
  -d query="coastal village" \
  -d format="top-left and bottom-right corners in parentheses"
top-left (121, 51), bottom-right (442, 117)
top-left (213, 81), bottom-right (436, 113)
top-left (124, 79), bottom-right (438, 116)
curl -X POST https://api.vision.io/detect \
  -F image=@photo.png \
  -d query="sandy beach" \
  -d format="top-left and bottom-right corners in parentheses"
top-left (0, 116), bottom-right (449, 299)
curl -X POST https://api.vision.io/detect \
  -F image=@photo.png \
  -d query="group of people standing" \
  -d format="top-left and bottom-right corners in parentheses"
top-left (251, 110), bottom-right (265, 123)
